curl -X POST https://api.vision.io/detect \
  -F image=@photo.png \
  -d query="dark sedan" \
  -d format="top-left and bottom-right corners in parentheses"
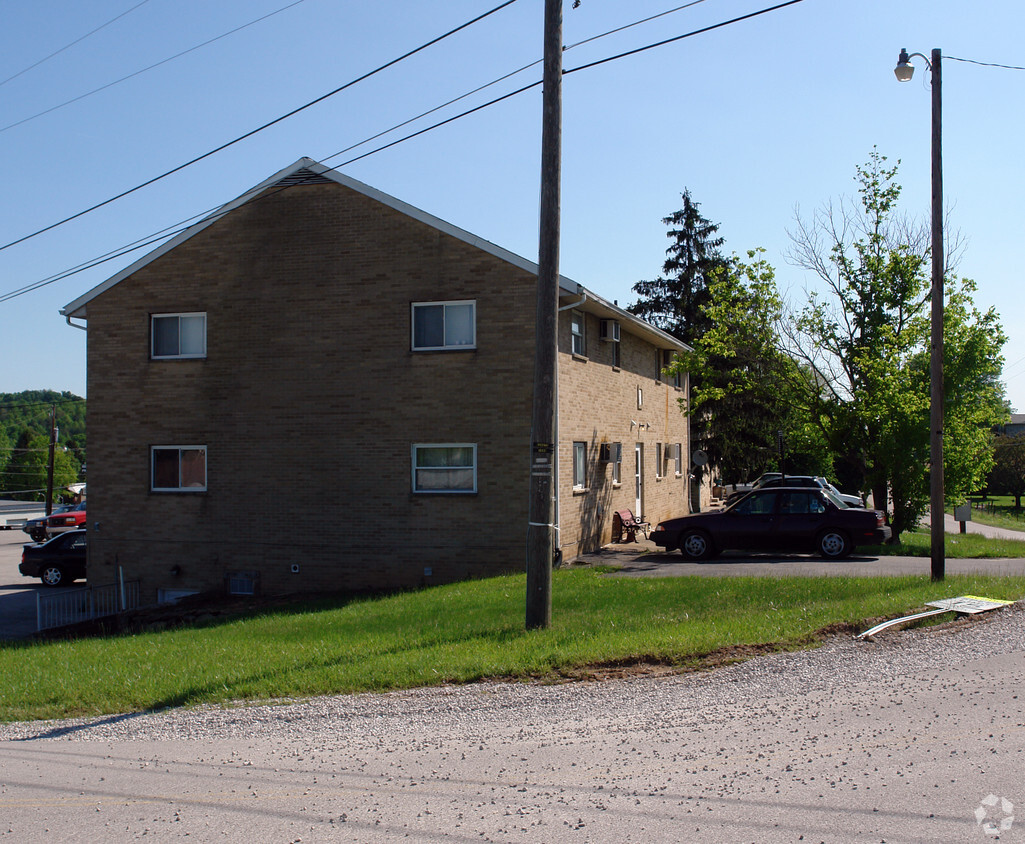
top-left (652, 487), bottom-right (891, 560)
top-left (19, 529), bottom-right (87, 587)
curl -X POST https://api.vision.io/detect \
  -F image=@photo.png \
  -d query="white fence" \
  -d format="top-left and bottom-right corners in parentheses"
top-left (36, 579), bottom-right (141, 632)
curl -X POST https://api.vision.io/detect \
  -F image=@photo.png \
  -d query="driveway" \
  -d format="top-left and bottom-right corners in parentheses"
top-left (0, 528), bottom-right (41, 639)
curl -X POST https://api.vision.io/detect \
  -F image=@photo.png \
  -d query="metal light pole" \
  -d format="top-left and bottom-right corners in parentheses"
top-left (526, 0), bottom-right (562, 629)
top-left (895, 47), bottom-right (944, 581)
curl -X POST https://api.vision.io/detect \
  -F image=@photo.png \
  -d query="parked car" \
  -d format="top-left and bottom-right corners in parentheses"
top-left (44, 500), bottom-right (86, 537)
top-left (20, 529), bottom-right (87, 586)
top-left (652, 487), bottom-right (890, 560)
top-left (22, 503), bottom-right (74, 543)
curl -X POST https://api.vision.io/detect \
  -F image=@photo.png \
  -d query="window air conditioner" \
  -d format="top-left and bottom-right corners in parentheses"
top-left (600, 319), bottom-right (620, 342)
top-left (599, 443), bottom-right (612, 462)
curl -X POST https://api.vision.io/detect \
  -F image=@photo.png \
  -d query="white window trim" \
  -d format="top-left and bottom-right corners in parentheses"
top-left (655, 443), bottom-right (664, 479)
top-left (412, 443), bottom-right (477, 494)
top-left (674, 443), bottom-right (683, 477)
top-left (151, 312), bottom-right (207, 359)
top-left (573, 441), bottom-right (587, 490)
top-left (151, 445), bottom-right (207, 492)
top-left (612, 441), bottom-right (622, 486)
top-left (411, 300), bottom-right (477, 351)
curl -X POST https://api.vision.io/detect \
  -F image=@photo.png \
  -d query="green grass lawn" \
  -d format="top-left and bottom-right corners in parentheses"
top-left (867, 529), bottom-right (1025, 558)
top-left (1, 568), bottom-right (1023, 723)
top-left (963, 497), bottom-right (1025, 533)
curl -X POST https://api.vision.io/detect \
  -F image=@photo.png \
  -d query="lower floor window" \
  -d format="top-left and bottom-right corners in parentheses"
top-left (573, 441), bottom-right (587, 489)
top-left (413, 444), bottom-right (477, 493)
top-left (152, 446), bottom-right (207, 491)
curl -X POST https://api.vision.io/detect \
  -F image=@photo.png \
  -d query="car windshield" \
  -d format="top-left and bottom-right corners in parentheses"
top-left (821, 488), bottom-right (848, 509)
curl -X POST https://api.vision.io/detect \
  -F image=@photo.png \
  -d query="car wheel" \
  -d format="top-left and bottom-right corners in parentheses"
top-left (817, 529), bottom-right (851, 559)
top-left (680, 530), bottom-right (713, 560)
top-left (40, 565), bottom-right (66, 587)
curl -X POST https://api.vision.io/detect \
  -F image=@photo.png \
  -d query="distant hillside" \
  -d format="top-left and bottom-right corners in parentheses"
top-left (0, 390), bottom-right (86, 499)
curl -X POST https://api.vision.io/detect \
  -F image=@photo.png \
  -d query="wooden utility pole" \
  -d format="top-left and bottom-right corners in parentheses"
top-left (45, 404), bottom-right (56, 516)
top-left (526, 0), bottom-right (562, 630)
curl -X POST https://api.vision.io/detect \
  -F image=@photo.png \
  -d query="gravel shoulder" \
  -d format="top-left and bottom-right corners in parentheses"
top-left (0, 603), bottom-right (1022, 842)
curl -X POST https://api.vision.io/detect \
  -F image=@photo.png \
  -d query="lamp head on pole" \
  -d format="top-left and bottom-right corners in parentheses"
top-left (894, 48), bottom-right (914, 81)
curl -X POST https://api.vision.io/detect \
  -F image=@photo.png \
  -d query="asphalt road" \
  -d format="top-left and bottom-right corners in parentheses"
top-left (0, 600), bottom-right (1022, 842)
top-left (1, 521), bottom-right (1025, 840)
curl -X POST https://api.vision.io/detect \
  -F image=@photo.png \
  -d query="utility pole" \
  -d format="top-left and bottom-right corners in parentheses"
top-left (45, 404), bottom-right (57, 516)
top-left (526, 0), bottom-right (562, 630)
top-left (928, 48), bottom-right (944, 582)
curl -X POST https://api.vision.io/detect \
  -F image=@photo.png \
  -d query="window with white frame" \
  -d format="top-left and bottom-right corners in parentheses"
top-left (412, 444), bottom-right (477, 493)
top-left (573, 441), bottom-right (587, 489)
top-left (655, 443), bottom-right (664, 479)
top-left (151, 446), bottom-right (207, 491)
top-left (570, 311), bottom-right (585, 356)
top-left (152, 313), bottom-right (206, 359)
top-left (411, 301), bottom-right (476, 350)
top-left (612, 442), bottom-right (622, 484)
top-left (674, 442), bottom-right (683, 476)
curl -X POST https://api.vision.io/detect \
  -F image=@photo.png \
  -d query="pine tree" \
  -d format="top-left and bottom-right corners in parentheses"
top-left (628, 189), bottom-right (726, 343)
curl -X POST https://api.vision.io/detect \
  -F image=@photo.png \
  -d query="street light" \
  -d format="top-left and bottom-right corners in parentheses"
top-left (895, 47), bottom-right (945, 581)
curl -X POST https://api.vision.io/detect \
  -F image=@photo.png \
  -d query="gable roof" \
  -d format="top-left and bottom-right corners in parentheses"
top-left (61, 157), bottom-right (688, 352)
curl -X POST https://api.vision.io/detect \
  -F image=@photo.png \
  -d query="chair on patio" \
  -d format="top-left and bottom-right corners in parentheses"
top-left (613, 509), bottom-right (651, 543)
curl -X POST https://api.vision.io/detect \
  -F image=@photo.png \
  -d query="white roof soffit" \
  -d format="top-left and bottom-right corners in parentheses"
top-left (60, 157), bottom-right (683, 353)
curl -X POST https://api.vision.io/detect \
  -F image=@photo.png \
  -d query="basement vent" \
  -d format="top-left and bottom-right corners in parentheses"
top-left (226, 571), bottom-right (258, 596)
top-left (273, 168), bottom-right (333, 187)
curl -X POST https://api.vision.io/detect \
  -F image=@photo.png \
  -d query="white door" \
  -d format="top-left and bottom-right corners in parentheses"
top-left (634, 443), bottom-right (644, 516)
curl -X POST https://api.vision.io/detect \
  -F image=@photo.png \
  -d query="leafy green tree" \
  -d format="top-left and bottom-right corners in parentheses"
top-left (2, 433), bottom-right (80, 501)
top-left (671, 251), bottom-right (795, 484)
top-left (629, 189), bottom-right (727, 343)
top-left (786, 152), bottom-right (1007, 538)
top-left (989, 433), bottom-right (1025, 509)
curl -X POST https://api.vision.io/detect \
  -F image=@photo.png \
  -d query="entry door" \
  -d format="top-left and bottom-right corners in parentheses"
top-left (634, 443), bottom-right (644, 516)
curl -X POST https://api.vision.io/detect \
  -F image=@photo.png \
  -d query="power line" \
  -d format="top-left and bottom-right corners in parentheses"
top-left (0, 0), bottom-right (155, 88)
top-left (1, 0), bottom-right (802, 302)
top-left (0, 0), bottom-right (523, 256)
top-left (0, 0), bottom-right (310, 135)
top-left (947, 55), bottom-right (1025, 72)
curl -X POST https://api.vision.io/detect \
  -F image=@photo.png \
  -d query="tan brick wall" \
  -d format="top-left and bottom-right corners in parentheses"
top-left (85, 181), bottom-right (538, 601)
top-left (555, 308), bottom-right (690, 559)
top-left (82, 177), bottom-right (690, 600)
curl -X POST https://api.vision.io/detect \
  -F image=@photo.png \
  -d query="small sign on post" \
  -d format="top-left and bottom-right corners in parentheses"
top-left (954, 502), bottom-right (972, 534)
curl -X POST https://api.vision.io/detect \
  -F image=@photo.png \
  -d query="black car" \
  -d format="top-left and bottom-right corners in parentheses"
top-left (22, 504), bottom-right (74, 543)
top-left (652, 487), bottom-right (891, 560)
top-left (19, 529), bottom-right (87, 587)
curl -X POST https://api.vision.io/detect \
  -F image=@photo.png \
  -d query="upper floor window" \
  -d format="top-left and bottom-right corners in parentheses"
top-left (152, 313), bottom-right (206, 359)
top-left (570, 311), bottom-right (586, 356)
top-left (413, 444), bottom-right (477, 493)
top-left (412, 301), bottom-right (476, 350)
top-left (152, 446), bottom-right (207, 492)
top-left (662, 349), bottom-right (681, 387)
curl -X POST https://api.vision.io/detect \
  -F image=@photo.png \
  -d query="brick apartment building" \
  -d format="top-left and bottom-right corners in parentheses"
top-left (61, 158), bottom-right (691, 604)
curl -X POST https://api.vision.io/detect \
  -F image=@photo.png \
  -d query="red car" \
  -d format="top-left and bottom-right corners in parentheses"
top-left (45, 500), bottom-right (87, 537)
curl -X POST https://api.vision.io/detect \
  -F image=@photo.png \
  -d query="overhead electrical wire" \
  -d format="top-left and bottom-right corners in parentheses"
top-left (0, 0), bottom-right (522, 256)
top-left (0, 0), bottom-right (155, 88)
top-left (0, 0), bottom-right (310, 135)
top-left (1, 0), bottom-right (803, 302)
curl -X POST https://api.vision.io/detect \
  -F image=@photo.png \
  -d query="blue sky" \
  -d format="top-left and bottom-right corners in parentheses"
top-left (1, 0), bottom-right (1023, 411)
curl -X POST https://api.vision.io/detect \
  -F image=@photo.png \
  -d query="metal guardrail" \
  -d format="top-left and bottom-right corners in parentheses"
top-left (36, 577), bottom-right (141, 632)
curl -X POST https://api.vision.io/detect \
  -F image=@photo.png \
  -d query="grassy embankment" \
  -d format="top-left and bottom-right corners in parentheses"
top-left (1, 567), bottom-right (1023, 723)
